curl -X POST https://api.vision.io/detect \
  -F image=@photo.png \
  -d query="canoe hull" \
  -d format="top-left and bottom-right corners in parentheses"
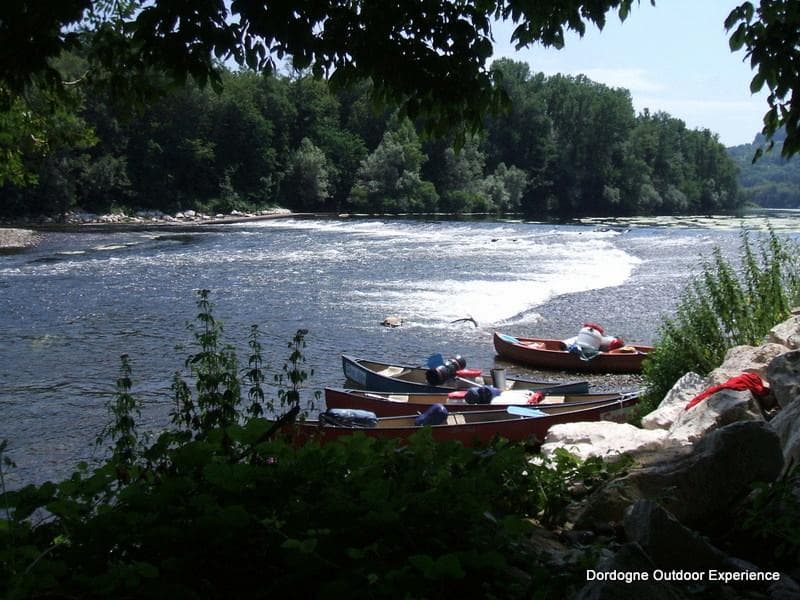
top-left (493, 332), bottom-right (653, 374)
top-left (342, 354), bottom-right (589, 394)
top-left (324, 387), bottom-right (638, 417)
top-left (282, 398), bottom-right (637, 446)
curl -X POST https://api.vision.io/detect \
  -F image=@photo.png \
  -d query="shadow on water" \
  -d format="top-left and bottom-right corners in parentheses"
top-left (0, 247), bottom-right (30, 256)
top-left (152, 234), bottom-right (199, 244)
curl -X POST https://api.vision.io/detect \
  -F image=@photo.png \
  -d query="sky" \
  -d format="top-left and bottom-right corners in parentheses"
top-left (490, 0), bottom-right (768, 147)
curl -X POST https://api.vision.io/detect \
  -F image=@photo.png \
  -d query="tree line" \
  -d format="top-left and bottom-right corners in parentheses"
top-left (0, 57), bottom-right (742, 220)
top-left (728, 129), bottom-right (799, 209)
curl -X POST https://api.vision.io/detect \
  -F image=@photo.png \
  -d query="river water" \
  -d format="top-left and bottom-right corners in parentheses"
top-left (2, 213), bottom-right (800, 487)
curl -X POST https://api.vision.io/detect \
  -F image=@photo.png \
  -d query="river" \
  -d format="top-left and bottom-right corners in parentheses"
top-left (2, 212), bottom-right (800, 487)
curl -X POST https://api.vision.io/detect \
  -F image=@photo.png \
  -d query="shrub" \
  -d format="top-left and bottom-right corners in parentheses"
top-left (640, 227), bottom-right (800, 414)
top-left (734, 465), bottom-right (800, 570)
top-left (0, 291), bottom-right (628, 599)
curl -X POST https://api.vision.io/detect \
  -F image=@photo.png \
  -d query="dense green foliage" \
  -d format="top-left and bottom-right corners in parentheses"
top-left (640, 228), bottom-right (800, 412)
top-left (0, 60), bottom-right (742, 220)
top-left (725, 1), bottom-right (800, 158)
top-left (735, 465), bottom-right (800, 569)
top-left (729, 129), bottom-right (800, 208)
top-left (0, 291), bottom-right (630, 598)
top-left (2, 1), bottom-right (799, 160)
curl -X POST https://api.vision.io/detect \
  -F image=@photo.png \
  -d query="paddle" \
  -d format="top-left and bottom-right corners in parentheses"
top-left (506, 406), bottom-right (547, 418)
top-left (426, 353), bottom-right (445, 368)
top-left (455, 376), bottom-right (483, 387)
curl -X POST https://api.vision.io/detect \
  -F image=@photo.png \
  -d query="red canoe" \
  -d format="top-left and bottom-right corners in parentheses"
top-left (324, 387), bottom-right (639, 417)
top-left (277, 397), bottom-right (638, 446)
top-left (493, 332), bottom-right (653, 374)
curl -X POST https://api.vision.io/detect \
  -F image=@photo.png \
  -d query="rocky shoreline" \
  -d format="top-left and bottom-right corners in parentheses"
top-left (535, 312), bottom-right (800, 599)
top-left (0, 208), bottom-right (296, 252)
top-left (0, 228), bottom-right (43, 252)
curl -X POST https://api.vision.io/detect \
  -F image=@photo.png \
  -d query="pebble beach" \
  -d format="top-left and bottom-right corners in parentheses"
top-left (0, 228), bottom-right (41, 252)
top-left (0, 208), bottom-right (295, 252)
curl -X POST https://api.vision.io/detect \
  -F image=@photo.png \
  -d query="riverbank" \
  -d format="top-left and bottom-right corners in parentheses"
top-left (0, 208), bottom-right (301, 251)
top-left (4, 207), bottom-right (298, 228)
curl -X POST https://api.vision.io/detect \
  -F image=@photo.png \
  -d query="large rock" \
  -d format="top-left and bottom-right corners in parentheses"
top-left (546, 383), bottom-right (766, 461)
top-left (769, 399), bottom-right (800, 471)
top-left (666, 388), bottom-right (765, 446)
top-left (574, 543), bottom-right (687, 600)
top-left (623, 500), bottom-right (731, 572)
top-left (540, 422), bottom-right (670, 462)
top-left (707, 343), bottom-right (789, 385)
top-left (381, 315), bottom-right (405, 327)
top-left (766, 312), bottom-right (800, 349)
top-left (766, 350), bottom-right (800, 409)
top-left (641, 372), bottom-right (707, 431)
top-left (767, 573), bottom-right (800, 600)
top-left (573, 421), bottom-right (784, 532)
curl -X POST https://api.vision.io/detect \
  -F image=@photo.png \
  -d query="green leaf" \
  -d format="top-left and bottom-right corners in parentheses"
top-left (408, 553), bottom-right (435, 576)
top-left (729, 23), bottom-right (747, 51)
top-left (135, 561), bottom-right (159, 578)
top-left (409, 553), bottom-right (465, 580)
top-left (281, 537), bottom-right (318, 553)
top-left (434, 553), bottom-right (465, 579)
top-left (750, 72), bottom-right (766, 93)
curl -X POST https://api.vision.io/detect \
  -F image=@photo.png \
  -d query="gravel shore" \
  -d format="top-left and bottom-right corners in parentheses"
top-left (0, 228), bottom-right (42, 252)
top-left (0, 209), bottom-right (301, 253)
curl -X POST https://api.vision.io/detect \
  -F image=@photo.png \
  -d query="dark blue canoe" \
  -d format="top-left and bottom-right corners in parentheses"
top-left (341, 354), bottom-right (589, 395)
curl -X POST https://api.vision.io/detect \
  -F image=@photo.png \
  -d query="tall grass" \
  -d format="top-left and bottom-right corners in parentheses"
top-left (641, 227), bottom-right (800, 412)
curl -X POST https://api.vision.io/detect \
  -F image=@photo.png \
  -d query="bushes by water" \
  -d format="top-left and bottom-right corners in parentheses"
top-left (640, 227), bottom-right (800, 413)
top-left (0, 291), bottom-right (628, 599)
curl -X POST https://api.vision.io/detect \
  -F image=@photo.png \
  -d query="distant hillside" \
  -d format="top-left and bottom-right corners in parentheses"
top-left (729, 129), bottom-right (800, 208)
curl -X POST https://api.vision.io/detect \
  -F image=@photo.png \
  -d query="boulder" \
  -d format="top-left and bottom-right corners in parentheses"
top-left (574, 543), bottom-right (686, 600)
top-left (641, 372), bottom-right (707, 431)
top-left (707, 343), bottom-right (789, 385)
top-left (766, 312), bottom-right (800, 349)
top-left (768, 399), bottom-right (800, 471)
top-left (623, 500), bottom-right (730, 572)
top-left (540, 421), bottom-right (670, 463)
top-left (766, 350), bottom-right (800, 409)
top-left (767, 573), bottom-right (800, 600)
top-left (381, 315), bottom-right (405, 327)
top-left (573, 421), bottom-right (784, 532)
top-left (667, 388), bottom-right (765, 446)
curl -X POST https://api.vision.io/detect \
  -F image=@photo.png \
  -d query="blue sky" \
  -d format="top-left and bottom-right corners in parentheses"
top-left (491, 0), bottom-right (768, 147)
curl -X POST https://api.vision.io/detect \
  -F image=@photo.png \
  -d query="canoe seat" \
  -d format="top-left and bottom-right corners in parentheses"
top-left (447, 414), bottom-right (466, 425)
top-left (538, 395), bottom-right (565, 404)
top-left (377, 366), bottom-right (407, 377)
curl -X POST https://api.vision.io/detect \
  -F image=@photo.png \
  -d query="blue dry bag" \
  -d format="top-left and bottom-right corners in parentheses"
top-left (415, 403), bottom-right (448, 426)
top-left (320, 408), bottom-right (378, 428)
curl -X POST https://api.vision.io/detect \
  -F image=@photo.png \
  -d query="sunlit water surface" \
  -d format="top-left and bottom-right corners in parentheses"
top-left (2, 213), bottom-right (800, 486)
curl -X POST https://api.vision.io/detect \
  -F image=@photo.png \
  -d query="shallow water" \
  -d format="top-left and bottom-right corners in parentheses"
top-left (1, 213), bottom-right (799, 487)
